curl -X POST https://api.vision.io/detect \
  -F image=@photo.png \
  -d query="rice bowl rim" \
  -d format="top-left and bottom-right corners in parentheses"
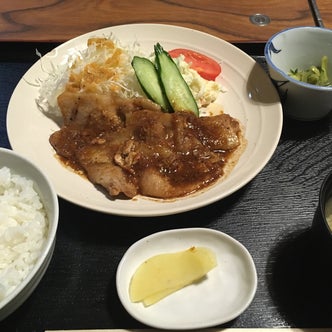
top-left (0, 147), bottom-right (59, 312)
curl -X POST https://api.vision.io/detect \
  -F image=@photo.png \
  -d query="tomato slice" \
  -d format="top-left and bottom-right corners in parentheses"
top-left (168, 48), bottom-right (221, 81)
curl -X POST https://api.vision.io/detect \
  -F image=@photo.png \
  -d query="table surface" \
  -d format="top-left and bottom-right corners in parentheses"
top-left (0, 0), bottom-right (316, 43)
top-left (315, 0), bottom-right (332, 28)
top-left (0, 1), bottom-right (332, 332)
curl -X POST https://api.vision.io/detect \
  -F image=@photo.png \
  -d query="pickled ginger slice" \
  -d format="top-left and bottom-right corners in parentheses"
top-left (129, 246), bottom-right (217, 306)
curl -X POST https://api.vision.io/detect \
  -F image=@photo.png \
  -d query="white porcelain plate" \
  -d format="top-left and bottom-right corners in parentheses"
top-left (116, 228), bottom-right (257, 329)
top-left (7, 23), bottom-right (282, 216)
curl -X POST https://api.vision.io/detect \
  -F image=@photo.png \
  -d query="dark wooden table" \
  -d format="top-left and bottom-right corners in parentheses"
top-left (0, 0), bottom-right (315, 43)
top-left (314, 0), bottom-right (332, 28)
top-left (0, 1), bottom-right (332, 331)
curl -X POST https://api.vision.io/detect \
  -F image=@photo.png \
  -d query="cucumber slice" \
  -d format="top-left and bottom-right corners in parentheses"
top-left (154, 43), bottom-right (199, 116)
top-left (131, 56), bottom-right (171, 112)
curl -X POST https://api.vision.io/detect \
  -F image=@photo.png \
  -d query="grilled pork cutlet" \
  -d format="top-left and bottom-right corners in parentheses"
top-left (50, 91), bottom-right (245, 199)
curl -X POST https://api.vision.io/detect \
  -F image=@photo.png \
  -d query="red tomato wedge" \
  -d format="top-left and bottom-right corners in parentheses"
top-left (168, 48), bottom-right (221, 81)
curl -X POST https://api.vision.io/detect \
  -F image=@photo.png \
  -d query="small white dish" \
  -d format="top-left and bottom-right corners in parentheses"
top-left (116, 228), bottom-right (257, 330)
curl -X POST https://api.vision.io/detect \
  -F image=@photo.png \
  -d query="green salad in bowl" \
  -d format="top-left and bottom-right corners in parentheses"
top-left (265, 26), bottom-right (332, 121)
top-left (289, 55), bottom-right (331, 87)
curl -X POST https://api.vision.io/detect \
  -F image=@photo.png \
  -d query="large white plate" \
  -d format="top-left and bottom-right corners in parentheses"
top-left (6, 24), bottom-right (282, 217)
top-left (116, 228), bottom-right (257, 329)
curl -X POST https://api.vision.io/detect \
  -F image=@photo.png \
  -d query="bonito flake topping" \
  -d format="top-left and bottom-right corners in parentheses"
top-left (66, 38), bottom-right (143, 96)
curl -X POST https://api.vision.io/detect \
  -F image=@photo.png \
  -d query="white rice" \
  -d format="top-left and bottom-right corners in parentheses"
top-left (0, 166), bottom-right (48, 302)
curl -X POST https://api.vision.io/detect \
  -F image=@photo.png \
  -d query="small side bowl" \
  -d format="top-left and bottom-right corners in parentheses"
top-left (319, 170), bottom-right (332, 244)
top-left (264, 26), bottom-right (332, 121)
top-left (0, 148), bottom-right (59, 321)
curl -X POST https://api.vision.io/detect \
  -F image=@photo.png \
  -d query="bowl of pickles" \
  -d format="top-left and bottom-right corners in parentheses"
top-left (265, 26), bottom-right (332, 121)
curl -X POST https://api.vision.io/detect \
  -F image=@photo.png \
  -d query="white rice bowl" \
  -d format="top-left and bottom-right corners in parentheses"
top-left (0, 148), bottom-right (58, 321)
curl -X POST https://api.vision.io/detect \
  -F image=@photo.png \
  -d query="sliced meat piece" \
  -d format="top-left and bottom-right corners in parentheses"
top-left (50, 90), bottom-right (245, 199)
top-left (194, 113), bottom-right (242, 150)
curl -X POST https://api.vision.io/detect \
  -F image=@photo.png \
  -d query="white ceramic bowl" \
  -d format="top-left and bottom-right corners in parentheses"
top-left (265, 26), bottom-right (332, 121)
top-left (0, 147), bottom-right (59, 321)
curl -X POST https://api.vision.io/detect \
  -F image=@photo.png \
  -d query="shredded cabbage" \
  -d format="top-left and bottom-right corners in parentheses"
top-left (36, 36), bottom-right (224, 118)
